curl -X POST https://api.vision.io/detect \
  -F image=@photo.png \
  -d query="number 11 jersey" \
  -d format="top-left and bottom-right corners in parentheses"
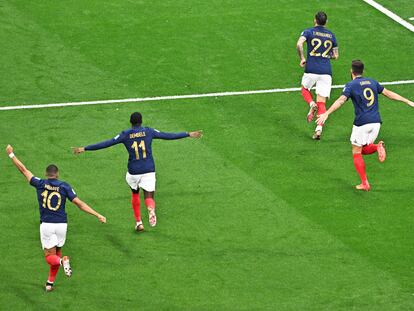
top-left (301, 25), bottom-right (338, 76)
top-left (84, 126), bottom-right (189, 175)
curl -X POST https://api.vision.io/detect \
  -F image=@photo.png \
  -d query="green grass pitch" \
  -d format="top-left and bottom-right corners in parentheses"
top-left (0, 1), bottom-right (413, 310)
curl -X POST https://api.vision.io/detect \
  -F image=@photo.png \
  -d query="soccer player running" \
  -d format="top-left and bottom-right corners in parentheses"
top-left (5, 145), bottom-right (106, 292)
top-left (72, 112), bottom-right (202, 232)
top-left (316, 60), bottom-right (414, 191)
top-left (297, 11), bottom-right (339, 140)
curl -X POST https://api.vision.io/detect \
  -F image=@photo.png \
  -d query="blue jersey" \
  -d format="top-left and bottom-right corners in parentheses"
top-left (342, 77), bottom-right (384, 126)
top-left (301, 26), bottom-right (338, 76)
top-left (30, 177), bottom-right (77, 223)
top-left (85, 126), bottom-right (189, 175)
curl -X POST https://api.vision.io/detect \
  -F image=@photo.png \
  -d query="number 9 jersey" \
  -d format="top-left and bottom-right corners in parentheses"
top-left (30, 177), bottom-right (77, 223)
top-left (301, 25), bottom-right (338, 76)
top-left (342, 77), bottom-right (384, 126)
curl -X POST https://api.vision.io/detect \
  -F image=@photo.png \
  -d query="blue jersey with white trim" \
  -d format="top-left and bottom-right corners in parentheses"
top-left (30, 177), bottom-right (77, 223)
top-left (342, 77), bottom-right (384, 126)
top-left (301, 26), bottom-right (338, 76)
top-left (85, 126), bottom-right (189, 175)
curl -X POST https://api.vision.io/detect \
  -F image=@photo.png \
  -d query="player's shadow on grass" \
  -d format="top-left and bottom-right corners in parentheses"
top-left (9, 283), bottom-right (39, 303)
top-left (105, 233), bottom-right (132, 256)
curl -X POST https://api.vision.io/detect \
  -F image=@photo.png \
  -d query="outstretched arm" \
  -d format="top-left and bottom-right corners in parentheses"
top-left (382, 89), bottom-right (414, 107)
top-left (153, 130), bottom-right (203, 140)
top-left (5, 145), bottom-right (34, 182)
top-left (73, 133), bottom-right (125, 154)
top-left (316, 95), bottom-right (348, 125)
top-left (296, 36), bottom-right (307, 67)
top-left (72, 197), bottom-right (106, 223)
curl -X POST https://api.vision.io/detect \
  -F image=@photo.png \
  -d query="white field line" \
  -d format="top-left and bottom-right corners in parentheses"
top-left (409, 17), bottom-right (414, 21)
top-left (362, 0), bottom-right (414, 32)
top-left (1, 80), bottom-right (414, 111)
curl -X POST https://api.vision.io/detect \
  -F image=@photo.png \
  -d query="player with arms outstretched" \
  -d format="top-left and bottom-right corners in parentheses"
top-left (5, 145), bottom-right (106, 292)
top-left (317, 60), bottom-right (414, 190)
top-left (72, 112), bottom-right (202, 232)
top-left (297, 11), bottom-right (339, 140)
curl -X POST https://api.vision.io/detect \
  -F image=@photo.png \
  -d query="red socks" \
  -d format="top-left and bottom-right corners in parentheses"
top-left (132, 194), bottom-right (155, 220)
top-left (131, 193), bottom-right (141, 222)
top-left (301, 87), bottom-right (314, 105)
top-left (45, 255), bottom-right (61, 266)
top-left (45, 254), bottom-right (61, 283)
top-left (353, 153), bottom-right (368, 184)
top-left (145, 198), bottom-right (155, 211)
top-left (362, 144), bottom-right (378, 155)
top-left (316, 101), bottom-right (326, 114)
top-left (48, 265), bottom-right (60, 283)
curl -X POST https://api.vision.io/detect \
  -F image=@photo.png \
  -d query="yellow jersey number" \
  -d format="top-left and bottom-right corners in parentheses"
top-left (363, 88), bottom-right (375, 107)
top-left (41, 190), bottom-right (62, 211)
top-left (309, 39), bottom-right (333, 58)
top-left (131, 140), bottom-right (147, 160)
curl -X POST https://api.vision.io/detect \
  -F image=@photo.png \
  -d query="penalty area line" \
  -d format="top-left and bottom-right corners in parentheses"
top-left (362, 0), bottom-right (414, 32)
top-left (1, 80), bottom-right (414, 111)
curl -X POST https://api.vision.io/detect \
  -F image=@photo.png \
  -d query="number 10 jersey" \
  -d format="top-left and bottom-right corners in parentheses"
top-left (30, 177), bottom-right (77, 223)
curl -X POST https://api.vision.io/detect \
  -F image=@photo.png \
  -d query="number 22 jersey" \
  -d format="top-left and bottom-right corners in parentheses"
top-left (30, 177), bottom-right (77, 223)
top-left (301, 25), bottom-right (338, 76)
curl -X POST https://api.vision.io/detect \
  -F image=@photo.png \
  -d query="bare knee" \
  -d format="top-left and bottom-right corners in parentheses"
top-left (352, 145), bottom-right (362, 154)
top-left (316, 95), bottom-right (326, 103)
top-left (144, 191), bottom-right (155, 199)
top-left (43, 247), bottom-right (56, 257)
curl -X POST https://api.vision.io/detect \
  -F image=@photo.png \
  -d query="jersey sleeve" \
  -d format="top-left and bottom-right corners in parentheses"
top-left (342, 83), bottom-right (352, 99)
top-left (332, 34), bottom-right (338, 48)
top-left (376, 81), bottom-right (384, 94)
top-left (63, 183), bottom-right (77, 202)
top-left (30, 176), bottom-right (44, 189)
top-left (151, 128), bottom-right (189, 140)
top-left (85, 131), bottom-right (127, 151)
top-left (300, 29), bottom-right (311, 40)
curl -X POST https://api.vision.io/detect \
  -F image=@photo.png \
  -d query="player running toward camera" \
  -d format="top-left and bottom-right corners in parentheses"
top-left (5, 145), bottom-right (106, 292)
top-left (317, 60), bottom-right (414, 191)
top-left (72, 112), bottom-right (202, 232)
top-left (297, 11), bottom-right (339, 140)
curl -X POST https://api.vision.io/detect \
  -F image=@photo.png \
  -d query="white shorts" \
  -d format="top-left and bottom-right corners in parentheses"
top-left (301, 73), bottom-right (332, 98)
top-left (126, 172), bottom-right (156, 192)
top-left (40, 222), bottom-right (67, 249)
top-left (350, 123), bottom-right (381, 147)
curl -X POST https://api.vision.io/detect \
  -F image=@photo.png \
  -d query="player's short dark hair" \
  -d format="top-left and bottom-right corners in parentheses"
top-left (130, 112), bottom-right (142, 126)
top-left (315, 12), bottom-right (327, 26)
top-left (46, 164), bottom-right (59, 176)
top-left (351, 60), bottom-right (364, 75)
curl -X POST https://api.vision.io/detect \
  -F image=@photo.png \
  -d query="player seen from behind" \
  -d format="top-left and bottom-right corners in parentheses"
top-left (5, 145), bottom-right (106, 292)
top-left (297, 11), bottom-right (339, 140)
top-left (317, 60), bottom-right (414, 191)
top-left (72, 112), bottom-right (202, 232)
